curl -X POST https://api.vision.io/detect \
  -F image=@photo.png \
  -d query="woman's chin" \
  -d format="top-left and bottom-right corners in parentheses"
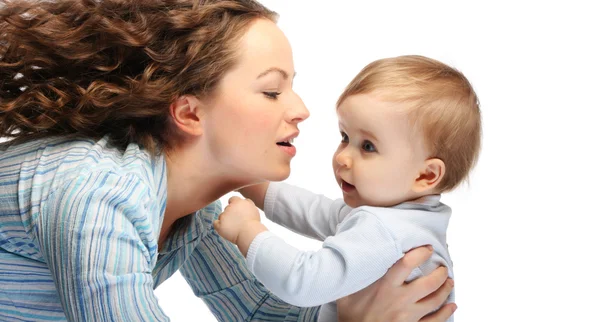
top-left (266, 165), bottom-right (291, 182)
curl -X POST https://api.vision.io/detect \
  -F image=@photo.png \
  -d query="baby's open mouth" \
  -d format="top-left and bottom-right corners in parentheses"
top-left (340, 180), bottom-right (356, 193)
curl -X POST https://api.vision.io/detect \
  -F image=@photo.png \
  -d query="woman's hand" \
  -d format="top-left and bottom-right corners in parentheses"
top-left (337, 246), bottom-right (456, 322)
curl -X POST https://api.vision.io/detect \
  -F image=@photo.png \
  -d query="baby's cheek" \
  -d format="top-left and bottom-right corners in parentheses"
top-left (370, 169), bottom-right (407, 198)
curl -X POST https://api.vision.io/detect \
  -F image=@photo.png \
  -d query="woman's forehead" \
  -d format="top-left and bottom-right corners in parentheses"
top-left (234, 19), bottom-right (294, 77)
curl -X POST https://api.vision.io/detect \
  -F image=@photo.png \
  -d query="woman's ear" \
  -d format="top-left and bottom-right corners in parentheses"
top-left (412, 158), bottom-right (446, 193)
top-left (169, 95), bottom-right (206, 137)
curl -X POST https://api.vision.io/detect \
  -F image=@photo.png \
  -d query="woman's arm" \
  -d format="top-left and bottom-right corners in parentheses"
top-left (179, 204), bottom-right (320, 321)
top-left (39, 172), bottom-right (169, 321)
top-left (187, 204), bottom-right (454, 322)
top-left (337, 246), bottom-right (456, 322)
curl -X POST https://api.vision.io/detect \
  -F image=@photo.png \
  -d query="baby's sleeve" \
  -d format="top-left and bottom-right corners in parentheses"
top-left (246, 211), bottom-right (400, 307)
top-left (264, 182), bottom-right (351, 240)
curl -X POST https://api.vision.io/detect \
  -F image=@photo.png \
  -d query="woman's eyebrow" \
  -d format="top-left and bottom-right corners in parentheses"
top-left (256, 67), bottom-right (296, 80)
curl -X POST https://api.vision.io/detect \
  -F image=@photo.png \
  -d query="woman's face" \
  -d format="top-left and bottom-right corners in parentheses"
top-left (202, 19), bottom-right (309, 183)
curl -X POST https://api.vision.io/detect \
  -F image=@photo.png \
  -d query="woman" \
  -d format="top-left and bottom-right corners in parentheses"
top-left (0, 0), bottom-right (455, 321)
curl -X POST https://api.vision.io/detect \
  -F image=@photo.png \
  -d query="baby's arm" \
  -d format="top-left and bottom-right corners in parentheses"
top-left (246, 211), bottom-right (401, 307)
top-left (262, 182), bottom-right (349, 240)
top-left (214, 196), bottom-right (267, 256)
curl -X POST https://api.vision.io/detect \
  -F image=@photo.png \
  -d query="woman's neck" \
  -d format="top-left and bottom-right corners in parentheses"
top-left (159, 145), bottom-right (254, 245)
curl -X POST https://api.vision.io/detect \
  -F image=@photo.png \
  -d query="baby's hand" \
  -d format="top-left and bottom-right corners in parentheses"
top-left (214, 196), bottom-right (262, 244)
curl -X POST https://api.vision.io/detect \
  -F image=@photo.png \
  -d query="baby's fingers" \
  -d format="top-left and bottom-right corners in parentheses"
top-left (228, 196), bottom-right (244, 204)
top-left (213, 219), bottom-right (222, 231)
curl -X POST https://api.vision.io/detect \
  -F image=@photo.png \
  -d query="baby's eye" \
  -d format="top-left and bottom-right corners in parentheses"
top-left (362, 140), bottom-right (377, 152)
top-left (340, 132), bottom-right (349, 143)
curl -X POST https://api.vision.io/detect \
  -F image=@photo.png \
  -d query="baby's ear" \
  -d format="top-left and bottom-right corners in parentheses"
top-left (169, 95), bottom-right (207, 137)
top-left (412, 158), bottom-right (445, 193)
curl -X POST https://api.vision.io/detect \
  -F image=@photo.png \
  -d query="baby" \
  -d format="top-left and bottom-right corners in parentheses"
top-left (214, 55), bottom-right (481, 322)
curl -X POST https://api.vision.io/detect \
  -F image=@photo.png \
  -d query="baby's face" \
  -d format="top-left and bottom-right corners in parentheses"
top-left (332, 94), bottom-right (429, 208)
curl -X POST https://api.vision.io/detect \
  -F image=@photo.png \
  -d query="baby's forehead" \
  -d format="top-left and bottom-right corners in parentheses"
top-left (337, 93), bottom-right (414, 122)
top-left (338, 97), bottom-right (419, 135)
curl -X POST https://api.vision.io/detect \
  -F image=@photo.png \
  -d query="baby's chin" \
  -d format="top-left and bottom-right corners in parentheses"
top-left (343, 195), bottom-right (404, 208)
top-left (342, 196), bottom-right (364, 209)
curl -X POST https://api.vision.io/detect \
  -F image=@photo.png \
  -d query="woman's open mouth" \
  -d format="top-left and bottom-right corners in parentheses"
top-left (276, 140), bottom-right (296, 157)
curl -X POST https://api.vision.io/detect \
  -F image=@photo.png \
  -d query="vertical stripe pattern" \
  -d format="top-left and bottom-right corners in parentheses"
top-left (0, 136), bottom-right (318, 321)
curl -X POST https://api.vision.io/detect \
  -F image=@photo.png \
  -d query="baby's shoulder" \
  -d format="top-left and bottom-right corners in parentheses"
top-left (343, 205), bottom-right (445, 231)
top-left (337, 206), bottom-right (393, 230)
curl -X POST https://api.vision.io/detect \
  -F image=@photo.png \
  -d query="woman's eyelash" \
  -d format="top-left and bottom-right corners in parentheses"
top-left (263, 91), bottom-right (281, 99)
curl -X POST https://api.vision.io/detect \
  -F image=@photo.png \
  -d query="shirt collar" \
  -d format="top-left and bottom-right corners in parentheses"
top-left (158, 200), bottom-right (222, 255)
top-left (391, 194), bottom-right (444, 212)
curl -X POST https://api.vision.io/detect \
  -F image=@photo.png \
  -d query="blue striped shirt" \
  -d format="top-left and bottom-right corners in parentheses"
top-left (0, 135), bottom-right (319, 321)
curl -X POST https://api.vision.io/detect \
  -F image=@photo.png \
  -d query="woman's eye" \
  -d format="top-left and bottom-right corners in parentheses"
top-left (340, 132), bottom-right (349, 143)
top-left (263, 91), bottom-right (281, 100)
top-left (362, 140), bottom-right (377, 152)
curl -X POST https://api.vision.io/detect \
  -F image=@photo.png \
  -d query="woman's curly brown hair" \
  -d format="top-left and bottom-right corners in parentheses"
top-left (0, 0), bottom-right (277, 153)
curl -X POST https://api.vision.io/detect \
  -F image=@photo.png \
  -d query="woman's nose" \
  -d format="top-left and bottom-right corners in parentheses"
top-left (286, 93), bottom-right (310, 124)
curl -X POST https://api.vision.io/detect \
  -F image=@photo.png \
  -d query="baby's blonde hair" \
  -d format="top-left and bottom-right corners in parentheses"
top-left (337, 55), bottom-right (481, 192)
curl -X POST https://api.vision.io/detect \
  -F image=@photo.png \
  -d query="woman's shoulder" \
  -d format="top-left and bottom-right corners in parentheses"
top-left (0, 134), bottom-right (166, 195)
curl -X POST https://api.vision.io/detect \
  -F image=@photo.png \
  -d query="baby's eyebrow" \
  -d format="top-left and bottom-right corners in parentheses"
top-left (359, 128), bottom-right (378, 141)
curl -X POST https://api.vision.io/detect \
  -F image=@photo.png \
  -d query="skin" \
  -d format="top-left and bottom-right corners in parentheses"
top-left (333, 93), bottom-right (445, 208)
top-left (159, 18), bottom-right (307, 247)
top-left (217, 93), bottom-right (447, 245)
top-left (216, 93), bottom-right (448, 250)
top-left (165, 18), bottom-right (455, 322)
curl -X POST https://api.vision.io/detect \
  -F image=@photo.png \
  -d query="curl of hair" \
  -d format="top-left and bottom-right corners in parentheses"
top-left (0, 0), bottom-right (277, 153)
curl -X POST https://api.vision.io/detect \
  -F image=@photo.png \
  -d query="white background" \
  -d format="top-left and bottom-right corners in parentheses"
top-left (3, 0), bottom-right (595, 321)
top-left (155, 0), bottom-right (600, 321)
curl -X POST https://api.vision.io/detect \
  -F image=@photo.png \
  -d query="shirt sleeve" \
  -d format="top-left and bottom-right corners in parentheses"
top-left (246, 211), bottom-right (401, 307)
top-left (37, 171), bottom-right (169, 321)
top-left (264, 182), bottom-right (351, 241)
top-left (179, 203), bottom-right (320, 321)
